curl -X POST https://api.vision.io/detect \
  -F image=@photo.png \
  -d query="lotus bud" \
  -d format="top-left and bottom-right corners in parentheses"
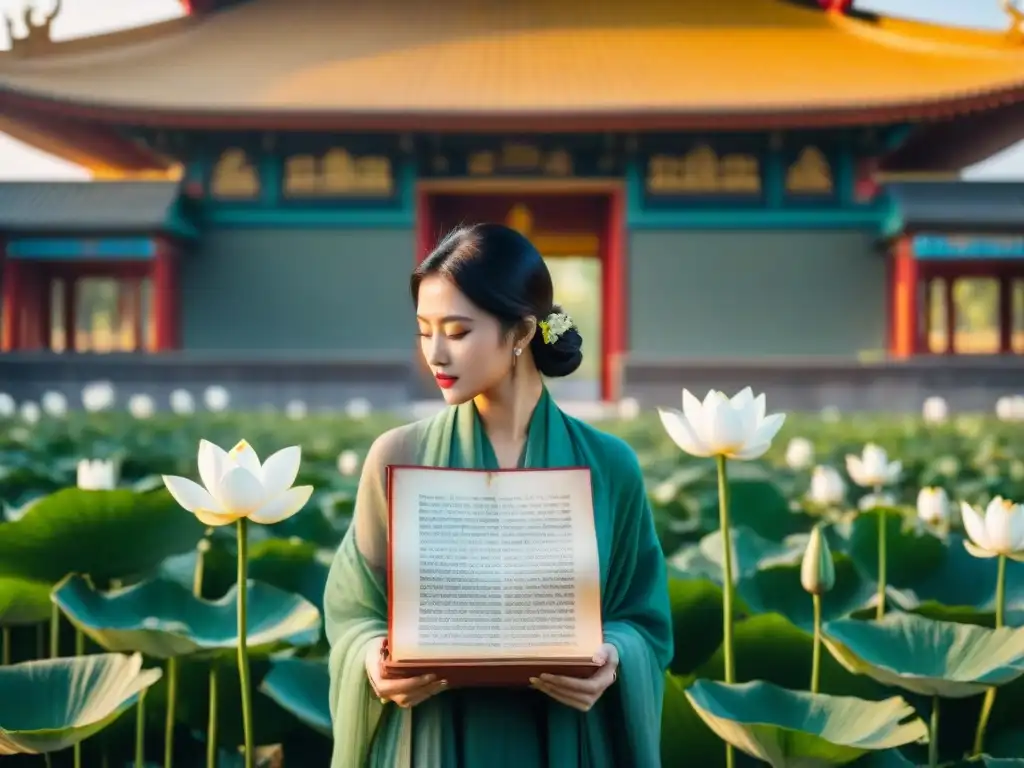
top-left (916, 487), bottom-right (950, 526)
top-left (658, 387), bottom-right (786, 461)
top-left (922, 396), bottom-right (948, 424)
top-left (285, 400), bottom-right (308, 420)
top-left (128, 393), bottom-right (155, 420)
top-left (81, 381), bottom-right (115, 412)
top-left (785, 437), bottom-right (814, 470)
top-left (808, 465), bottom-right (846, 506)
top-left (41, 391), bottom-right (67, 418)
top-left (19, 401), bottom-right (40, 424)
top-left (845, 443), bottom-right (901, 488)
top-left (0, 392), bottom-right (15, 418)
top-left (801, 525), bottom-right (835, 595)
top-left (346, 397), bottom-right (372, 419)
top-left (203, 385), bottom-right (230, 412)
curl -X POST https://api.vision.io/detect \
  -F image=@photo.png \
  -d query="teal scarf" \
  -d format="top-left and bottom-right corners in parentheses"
top-left (324, 388), bottom-right (673, 766)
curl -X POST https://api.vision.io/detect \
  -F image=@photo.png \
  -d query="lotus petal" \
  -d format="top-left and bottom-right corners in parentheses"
top-left (961, 501), bottom-right (991, 551)
top-left (162, 475), bottom-right (221, 515)
top-left (684, 679), bottom-right (928, 768)
top-left (197, 439), bottom-right (230, 495)
top-left (822, 611), bottom-right (1024, 698)
top-left (249, 485), bottom-right (314, 525)
top-left (658, 408), bottom-right (710, 458)
top-left (682, 389), bottom-right (708, 439)
top-left (228, 439), bottom-right (263, 479)
top-left (52, 574), bottom-right (322, 660)
top-left (261, 446), bottom-right (302, 498)
top-left (258, 657), bottom-right (331, 737)
top-left (216, 466), bottom-right (266, 515)
top-left (0, 652), bottom-right (161, 754)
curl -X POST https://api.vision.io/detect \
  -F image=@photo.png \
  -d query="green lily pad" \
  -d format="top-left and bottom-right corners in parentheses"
top-left (0, 652), bottom-right (161, 754)
top-left (259, 657), bottom-right (330, 736)
top-left (52, 574), bottom-right (322, 660)
top-left (684, 678), bottom-right (928, 767)
top-left (668, 526), bottom-right (807, 584)
top-left (829, 509), bottom-right (947, 588)
top-left (0, 489), bottom-right (205, 583)
top-left (823, 612), bottom-right (1024, 698)
top-left (0, 577), bottom-right (53, 626)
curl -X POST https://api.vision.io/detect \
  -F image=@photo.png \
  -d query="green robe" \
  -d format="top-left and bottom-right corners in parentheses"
top-left (324, 388), bottom-right (673, 767)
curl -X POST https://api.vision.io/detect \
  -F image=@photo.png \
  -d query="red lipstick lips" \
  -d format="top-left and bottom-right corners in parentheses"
top-left (435, 374), bottom-right (458, 389)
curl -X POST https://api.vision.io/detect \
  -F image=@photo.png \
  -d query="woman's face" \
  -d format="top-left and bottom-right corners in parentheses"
top-left (416, 275), bottom-right (517, 405)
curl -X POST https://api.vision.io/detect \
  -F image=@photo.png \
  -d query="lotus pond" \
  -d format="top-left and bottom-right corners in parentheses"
top-left (2, 406), bottom-right (1024, 767)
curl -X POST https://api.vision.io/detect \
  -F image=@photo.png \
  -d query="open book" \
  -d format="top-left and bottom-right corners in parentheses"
top-left (382, 465), bottom-right (603, 686)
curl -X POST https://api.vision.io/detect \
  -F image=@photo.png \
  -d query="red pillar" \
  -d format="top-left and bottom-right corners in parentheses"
top-left (152, 242), bottom-right (179, 351)
top-left (891, 237), bottom-right (919, 359)
top-left (601, 187), bottom-right (626, 401)
top-left (2, 257), bottom-right (21, 352)
top-left (999, 276), bottom-right (1013, 354)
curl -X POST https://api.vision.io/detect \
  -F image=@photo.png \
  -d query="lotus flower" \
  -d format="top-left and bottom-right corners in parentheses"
top-left (961, 497), bottom-right (1024, 561)
top-left (917, 487), bottom-right (950, 527)
top-left (785, 437), bottom-right (814, 470)
top-left (808, 466), bottom-right (846, 506)
top-left (801, 526), bottom-right (835, 597)
top-left (845, 444), bottom-right (901, 488)
top-left (162, 439), bottom-right (313, 527)
top-left (77, 459), bottom-right (118, 491)
top-left (921, 396), bottom-right (948, 424)
top-left (658, 387), bottom-right (785, 460)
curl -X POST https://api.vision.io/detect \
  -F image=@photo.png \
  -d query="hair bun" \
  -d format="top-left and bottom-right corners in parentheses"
top-left (530, 304), bottom-right (583, 378)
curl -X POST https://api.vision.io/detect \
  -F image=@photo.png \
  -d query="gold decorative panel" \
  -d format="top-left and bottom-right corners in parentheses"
top-left (284, 149), bottom-right (394, 197)
top-left (211, 149), bottom-right (260, 199)
top-left (467, 142), bottom-right (574, 177)
top-left (646, 145), bottom-right (760, 194)
top-left (786, 147), bottom-right (833, 195)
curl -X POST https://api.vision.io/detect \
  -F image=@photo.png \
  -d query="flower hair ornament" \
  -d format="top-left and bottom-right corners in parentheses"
top-left (538, 311), bottom-right (575, 345)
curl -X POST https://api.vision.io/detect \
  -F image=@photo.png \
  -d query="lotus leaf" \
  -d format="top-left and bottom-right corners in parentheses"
top-left (823, 612), bottom-right (1024, 697)
top-left (684, 678), bottom-right (928, 767)
top-left (259, 657), bottom-right (330, 736)
top-left (52, 574), bottom-right (322, 659)
top-left (0, 488), bottom-right (205, 582)
top-left (0, 576), bottom-right (53, 626)
top-left (669, 526), bottom-right (807, 584)
top-left (0, 652), bottom-right (161, 754)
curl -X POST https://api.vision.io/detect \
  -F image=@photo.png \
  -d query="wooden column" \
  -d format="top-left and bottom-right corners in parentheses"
top-left (64, 277), bottom-right (77, 353)
top-left (152, 242), bottom-right (179, 351)
top-left (1, 257), bottom-right (21, 352)
top-left (891, 236), bottom-right (920, 359)
top-left (999, 275), bottom-right (1013, 354)
top-left (602, 187), bottom-right (626, 401)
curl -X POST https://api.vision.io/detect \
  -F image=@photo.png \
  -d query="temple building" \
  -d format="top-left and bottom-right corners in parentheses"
top-left (1, 0), bottom-right (1024, 411)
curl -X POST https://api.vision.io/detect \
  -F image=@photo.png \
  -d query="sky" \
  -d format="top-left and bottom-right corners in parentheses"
top-left (0, 0), bottom-right (1021, 180)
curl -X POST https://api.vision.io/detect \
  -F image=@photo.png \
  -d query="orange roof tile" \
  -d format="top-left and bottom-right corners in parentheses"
top-left (2, 0), bottom-right (1024, 128)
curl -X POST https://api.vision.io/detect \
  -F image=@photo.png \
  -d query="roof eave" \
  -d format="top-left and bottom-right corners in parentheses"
top-left (2, 83), bottom-right (1024, 133)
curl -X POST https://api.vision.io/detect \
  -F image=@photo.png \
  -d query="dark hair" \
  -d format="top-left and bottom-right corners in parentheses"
top-left (411, 223), bottom-right (583, 378)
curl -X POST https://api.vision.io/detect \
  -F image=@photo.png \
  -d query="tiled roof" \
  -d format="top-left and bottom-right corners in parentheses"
top-left (1, 0), bottom-right (1024, 121)
top-left (888, 182), bottom-right (1024, 230)
top-left (0, 181), bottom-right (184, 232)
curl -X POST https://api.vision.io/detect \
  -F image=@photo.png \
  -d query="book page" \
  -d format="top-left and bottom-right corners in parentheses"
top-left (389, 467), bottom-right (603, 661)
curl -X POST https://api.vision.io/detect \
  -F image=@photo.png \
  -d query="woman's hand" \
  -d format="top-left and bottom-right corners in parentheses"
top-left (365, 638), bottom-right (447, 708)
top-left (530, 643), bottom-right (619, 712)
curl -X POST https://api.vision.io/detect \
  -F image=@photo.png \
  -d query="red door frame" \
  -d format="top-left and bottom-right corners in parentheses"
top-left (414, 181), bottom-right (627, 401)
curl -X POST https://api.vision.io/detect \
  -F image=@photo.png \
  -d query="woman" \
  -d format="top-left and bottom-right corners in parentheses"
top-left (324, 223), bottom-right (673, 767)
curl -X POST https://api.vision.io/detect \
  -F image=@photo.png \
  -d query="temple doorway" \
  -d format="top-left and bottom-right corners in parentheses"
top-left (415, 187), bottom-right (624, 401)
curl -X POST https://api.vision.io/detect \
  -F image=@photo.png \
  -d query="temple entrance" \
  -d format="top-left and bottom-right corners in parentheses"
top-left (920, 264), bottom-right (1024, 355)
top-left (415, 186), bottom-right (624, 401)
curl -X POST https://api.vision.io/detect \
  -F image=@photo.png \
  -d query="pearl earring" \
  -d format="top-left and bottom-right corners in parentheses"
top-left (514, 348), bottom-right (522, 357)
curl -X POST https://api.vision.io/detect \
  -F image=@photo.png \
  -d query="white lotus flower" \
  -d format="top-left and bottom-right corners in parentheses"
top-left (922, 396), bottom-right (948, 424)
top-left (285, 400), bottom-right (307, 421)
top-left (345, 397), bottom-right (372, 419)
top-left (808, 465), bottom-right (846, 506)
top-left (916, 487), bottom-right (950, 526)
top-left (41, 391), bottom-right (67, 418)
top-left (77, 459), bottom-right (117, 491)
top-left (845, 443), bottom-right (901, 488)
top-left (658, 387), bottom-right (785, 460)
top-left (0, 393), bottom-right (15, 418)
top-left (960, 497), bottom-right (1024, 560)
top-left (203, 386), bottom-right (230, 413)
top-left (162, 439), bottom-right (313, 527)
top-left (127, 394), bottom-right (155, 420)
top-left (82, 381), bottom-right (115, 412)
top-left (785, 437), bottom-right (814, 470)
top-left (859, 492), bottom-right (896, 511)
top-left (617, 397), bottom-right (641, 420)
top-left (19, 402), bottom-right (40, 424)
top-left (169, 389), bottom-right (194, 415)
top-left (337, 450), bottom-right (360, 476)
